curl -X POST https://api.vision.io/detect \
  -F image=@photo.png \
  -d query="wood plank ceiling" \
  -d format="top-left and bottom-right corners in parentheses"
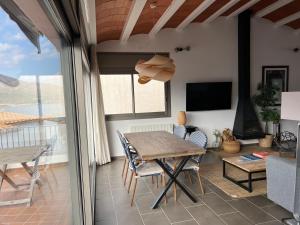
top-left (96, 0), bottom-right (300, 43)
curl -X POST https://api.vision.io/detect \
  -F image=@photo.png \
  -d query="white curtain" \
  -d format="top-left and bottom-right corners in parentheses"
top-left (90, 46), bottom-right (111, 165)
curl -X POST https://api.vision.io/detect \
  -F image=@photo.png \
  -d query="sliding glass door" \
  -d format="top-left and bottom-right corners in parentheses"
top-left (0, 1), bottom-right (95, 225)
top-left (0, 4), bottom-right (74, 225)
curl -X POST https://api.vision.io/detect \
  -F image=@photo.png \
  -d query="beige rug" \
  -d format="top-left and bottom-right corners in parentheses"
top-left (199, 162), bottom-right (267, 198)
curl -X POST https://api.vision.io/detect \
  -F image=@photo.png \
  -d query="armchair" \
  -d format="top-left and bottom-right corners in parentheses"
top-left (266, 156), bottom-right (297, 213)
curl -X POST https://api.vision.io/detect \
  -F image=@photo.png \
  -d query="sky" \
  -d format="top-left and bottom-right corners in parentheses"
top-left (0, 8), bottom-right (60, 78)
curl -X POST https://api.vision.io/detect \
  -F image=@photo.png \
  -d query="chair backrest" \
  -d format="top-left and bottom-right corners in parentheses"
top-left (125, 144), bottom-right (137, 172)
top-left (117, 130), bottom-right (128, 156)
top-left (188, 130), bottom-right (208, 163)
top-left (43, 135), bottom-right (58, 156)
top-left (188, 130), bottom-right (208, 148)
top-left (274, 131), bottom-right (297, 151)
top-left (116, 130), bottom-right (137, 172)
top-left (173, 125), bottom-right (187, 139)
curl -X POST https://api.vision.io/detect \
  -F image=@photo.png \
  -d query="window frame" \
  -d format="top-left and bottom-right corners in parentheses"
top-left (101, 71), bottom-right (171, 121)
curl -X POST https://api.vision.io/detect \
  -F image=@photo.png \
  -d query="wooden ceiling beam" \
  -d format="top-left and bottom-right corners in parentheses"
top-left (255, 0), bottom-right (293, 18)
top-left (120, 0), bottom-right (147, 42)
top-left (149, 0), bottom-right (186, 37)
top-left (275, 11), bottom-right (300, 27)
top-left (227, 0), bottom-right (261, 18)
top-left (176, 0), bottom-right (216, 31)
top-left (202, 0), bottom-right (240, 25)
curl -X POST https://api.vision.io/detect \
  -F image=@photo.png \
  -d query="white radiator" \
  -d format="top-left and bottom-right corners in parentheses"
top-left (130, 123), bottom-right (174, 133)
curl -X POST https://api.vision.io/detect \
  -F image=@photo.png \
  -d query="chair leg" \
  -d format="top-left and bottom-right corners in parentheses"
top-left (156, 176), bottom-right (159, 188)
top-left (27, 158), bottom-right (41, 207)
top-left (127, 170), bottom-right (133, 193)
top-left (123, 163), bottom-right (129, 186)
top-left (122, 158), bottom-right (127, 178)
top-left (173, 183), bottom-right (177, 202)
top-left (197, 170), bottom-right (204, 195)
top-left (131, 176), bottom-right (137, 206)
top-left (162, 173), bottom-right (167, 205)
top-left (184, 171), bottom-right (188, 180)
top-left (152, 175), bottom-right (154, 184)
top-left (188, 172), bottom-right (193, 184)
top-left (27, 179), bottom-right (36, 207)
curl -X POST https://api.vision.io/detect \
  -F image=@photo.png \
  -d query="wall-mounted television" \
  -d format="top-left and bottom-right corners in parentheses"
top-left (186, 82), bottom-right (232, 111)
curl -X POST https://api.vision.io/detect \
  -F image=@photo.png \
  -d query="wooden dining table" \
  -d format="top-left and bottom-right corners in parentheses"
top-left (124, 131), bottom-right (206, 209)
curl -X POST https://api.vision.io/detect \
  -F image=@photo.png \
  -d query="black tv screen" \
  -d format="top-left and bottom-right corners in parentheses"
top-left (186, 82), bottom-right (232, 111)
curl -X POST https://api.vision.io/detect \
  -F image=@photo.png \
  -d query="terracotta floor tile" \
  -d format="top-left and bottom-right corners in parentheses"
top-left (13, 214), bottom-right (32, 223)
top-left (4, 223), bottom-right (24, 225)
top-left (0, 164), bottom-right (72, 225)
top-left (0, 215), bottom-right (18, 223)
top-left (24, 214), bottom-right (45, 223)
top-left (20, 207), bottom-right (39, 215)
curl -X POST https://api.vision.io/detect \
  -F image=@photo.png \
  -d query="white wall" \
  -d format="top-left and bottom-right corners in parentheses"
top-left (97, 17), bottom-right (300, 157)
top-left (251, 19), bottom-right (300, 135)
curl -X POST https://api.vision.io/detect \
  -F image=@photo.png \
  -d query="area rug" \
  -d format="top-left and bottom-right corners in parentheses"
top-left (199, 162), bottom-right (267, 198)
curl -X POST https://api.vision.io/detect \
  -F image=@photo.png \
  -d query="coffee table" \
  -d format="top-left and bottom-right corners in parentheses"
top-left (222, 156), bottom-right (267, 192)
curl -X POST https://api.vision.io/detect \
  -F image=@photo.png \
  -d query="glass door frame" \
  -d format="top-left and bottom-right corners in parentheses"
top-left (39, 1), bottom-right (94, 224)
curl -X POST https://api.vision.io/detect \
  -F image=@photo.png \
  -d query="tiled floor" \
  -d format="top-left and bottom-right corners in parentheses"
top-left (0, 164), bottom-right (72, 225)
top-left (95, 159), bottom-right (292, 225)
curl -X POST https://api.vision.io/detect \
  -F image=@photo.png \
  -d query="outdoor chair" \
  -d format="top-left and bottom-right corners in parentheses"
top-left (39, 135), bottom-right (58, 192)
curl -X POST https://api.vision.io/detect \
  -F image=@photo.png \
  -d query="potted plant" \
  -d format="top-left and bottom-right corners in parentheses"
top-left (253, 83), bottom-right (280, 147)
top-left (221, 128), bottom-right (240, 153)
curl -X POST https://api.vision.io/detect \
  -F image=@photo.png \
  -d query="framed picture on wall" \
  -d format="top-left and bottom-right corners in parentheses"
top-left (262, 65), bottom-right (289, 106)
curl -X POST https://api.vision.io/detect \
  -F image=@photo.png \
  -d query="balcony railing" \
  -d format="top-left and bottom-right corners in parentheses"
top-left (0, 125), bottom-right (63, 150)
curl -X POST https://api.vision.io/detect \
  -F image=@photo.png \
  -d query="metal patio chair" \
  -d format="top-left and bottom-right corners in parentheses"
top-left (39, 135), bottom-right (58, 192)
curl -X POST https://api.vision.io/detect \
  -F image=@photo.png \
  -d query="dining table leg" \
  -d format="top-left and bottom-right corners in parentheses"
top-left (152, 156), bottom-right (198, 209)
top-left (0, 166), bottom-right (18, 190)
top-left (0, 164), bottom-right (7, 190)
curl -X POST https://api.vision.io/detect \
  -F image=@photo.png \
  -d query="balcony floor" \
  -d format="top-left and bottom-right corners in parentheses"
top-left (95, 159), bottom-right (292, 225)
top-left (0, 164), bottom-right (71, 225)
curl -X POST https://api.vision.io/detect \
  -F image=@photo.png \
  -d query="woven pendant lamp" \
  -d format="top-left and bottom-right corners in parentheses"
top-left (135, 55), bottom-right (175, 84)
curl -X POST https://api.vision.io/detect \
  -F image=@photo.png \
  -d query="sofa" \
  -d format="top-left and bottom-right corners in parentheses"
top-left (266, 155), bottom-right (297, 212)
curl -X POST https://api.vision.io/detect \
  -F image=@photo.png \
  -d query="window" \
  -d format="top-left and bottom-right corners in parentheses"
top-left (100, 74), bottom-right (170, 120)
